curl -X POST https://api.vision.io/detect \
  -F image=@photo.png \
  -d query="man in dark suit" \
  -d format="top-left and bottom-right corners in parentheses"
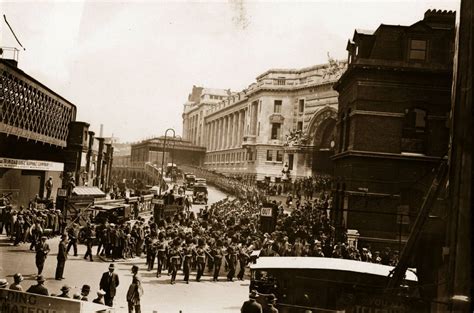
top-left (99, 263), bottom-right (120, 307)
top-left (26, 275), bottom-right (49, 296)
top-left (55, 234), bottom-right (68, 280)
top-left (35, 236), bottom-right (50, 275)
top-left (241, 290), bottom-right (263, 313)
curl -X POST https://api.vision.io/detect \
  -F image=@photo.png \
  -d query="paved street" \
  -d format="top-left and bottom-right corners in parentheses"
top-left (0, 186), bottom-right (248, 313)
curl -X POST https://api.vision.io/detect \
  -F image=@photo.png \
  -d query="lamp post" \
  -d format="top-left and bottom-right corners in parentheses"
top-left (159, 128), bottom-right (175, 196)
top-left (171, 135), bottom-right (181, 182)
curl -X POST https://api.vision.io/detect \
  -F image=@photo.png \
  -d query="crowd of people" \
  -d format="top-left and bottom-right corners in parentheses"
top-left (0, 169), bottom-right (402, 313)
top-left (1, 264), bottom-right (143, 312)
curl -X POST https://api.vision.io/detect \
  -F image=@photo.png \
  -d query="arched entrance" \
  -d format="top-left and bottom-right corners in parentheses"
top-left (306, 107), bottom-right (337, 175)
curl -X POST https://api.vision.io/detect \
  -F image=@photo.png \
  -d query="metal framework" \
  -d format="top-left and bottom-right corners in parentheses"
top-left (0, 62), bottom-right (76, 147)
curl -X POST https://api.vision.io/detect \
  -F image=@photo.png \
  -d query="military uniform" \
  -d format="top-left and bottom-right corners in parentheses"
top-left (182, 246), bottom-right (192, 283)
top-left (212, 246), bottom-right (225, 281)
top-left (155, 238), bottom-right (167, 277)
top-left (169, 247), bottom-right (181, 284)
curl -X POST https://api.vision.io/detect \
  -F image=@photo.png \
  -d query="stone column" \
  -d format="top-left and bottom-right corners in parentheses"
top-left (228, 114), bottom-right (233, 148)
top-left (234, 112), bottom-right (240, 148)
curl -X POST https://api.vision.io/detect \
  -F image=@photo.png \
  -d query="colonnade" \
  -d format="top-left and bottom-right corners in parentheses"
top-left (206, 108), bottom-right (247, 152)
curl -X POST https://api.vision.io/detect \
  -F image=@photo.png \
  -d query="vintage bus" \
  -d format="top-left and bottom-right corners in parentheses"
top-left (250, 257), bottom-right (428, 313)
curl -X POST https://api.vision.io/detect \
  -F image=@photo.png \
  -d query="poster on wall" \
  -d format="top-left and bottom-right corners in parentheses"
top-left (0, 157), bottom-right (64, 171)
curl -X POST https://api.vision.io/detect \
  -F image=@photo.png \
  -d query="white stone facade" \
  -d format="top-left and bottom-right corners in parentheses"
top-left (182, 61), bottom-right (347, 182)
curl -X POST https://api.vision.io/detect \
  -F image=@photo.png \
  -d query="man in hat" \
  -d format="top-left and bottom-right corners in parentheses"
top-left (126, 265), bottom-right (143, 313)
top-left (35, 236), bottom-right (50, 275)
top-left (57, 285), bottom-right (71, 298)
top-left (266, 294), bottom-right (279, 313)
top-left (26, 275), bottom-right (49, 295)
top-left (93, 290), bottom-right (106, 305)
top-left (0, 279), bottom-right (7, 289)
top-left (9, 273), bottom-right (23, 291)
top-left (56, 234), bottom-right (68, 280)
top-left (66, 223), bottom-right (79, 256)
top-left (45, 177), bottom-right (53, 200)
top-left (80, 284), bottom-right (91, 301)
top-left (99, 263), bottom-right (120, 306)
top-left (241, 290), bottom-right (263, 313)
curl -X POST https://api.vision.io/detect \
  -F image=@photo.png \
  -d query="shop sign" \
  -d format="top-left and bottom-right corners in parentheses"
top-left (0, 157), bottom-right (64, 171)
top-left (260, 207), bottom-right (273, 217)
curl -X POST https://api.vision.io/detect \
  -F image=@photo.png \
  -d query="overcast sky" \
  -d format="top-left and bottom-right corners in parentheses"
top-left (1, 0), bottom-right (459, 142)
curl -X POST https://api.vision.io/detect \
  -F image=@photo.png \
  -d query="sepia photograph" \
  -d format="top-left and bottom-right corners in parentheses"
top-left (0, 0), bottom-right (471, 312)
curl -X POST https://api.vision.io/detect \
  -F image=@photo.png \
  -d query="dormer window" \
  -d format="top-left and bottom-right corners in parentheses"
top-left (409, 39), bottom-right (427, 61)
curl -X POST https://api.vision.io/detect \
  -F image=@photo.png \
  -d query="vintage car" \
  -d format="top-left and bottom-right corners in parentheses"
top-left (184, 174), bottom-right (196, 190)
top-left (193, 184), bottom-right (208, 204)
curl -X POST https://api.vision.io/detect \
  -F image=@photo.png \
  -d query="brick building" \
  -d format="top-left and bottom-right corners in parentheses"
top-left (332, 10), bottom-right (455, 247)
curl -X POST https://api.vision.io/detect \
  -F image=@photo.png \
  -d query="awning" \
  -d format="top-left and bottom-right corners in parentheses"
top-left (72, 186), bottom-right (105, 197)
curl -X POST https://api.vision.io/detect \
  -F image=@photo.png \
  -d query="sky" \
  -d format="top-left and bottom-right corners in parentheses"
top-left (1, 0), bottom-right (459, 142)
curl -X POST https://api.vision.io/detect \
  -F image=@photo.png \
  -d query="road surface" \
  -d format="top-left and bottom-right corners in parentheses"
top-left (0, 185), bottom-right (248, 313)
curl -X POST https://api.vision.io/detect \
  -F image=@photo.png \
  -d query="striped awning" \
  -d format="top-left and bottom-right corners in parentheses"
top-left (72, 187), bottom-right (105, 197)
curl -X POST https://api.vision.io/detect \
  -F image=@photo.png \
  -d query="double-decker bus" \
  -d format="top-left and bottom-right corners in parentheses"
top-left (250, 257), bottom-right (428, 313)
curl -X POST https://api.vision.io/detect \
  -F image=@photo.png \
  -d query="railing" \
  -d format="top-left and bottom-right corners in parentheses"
top-left (0, 60), bottom-right (76, 147)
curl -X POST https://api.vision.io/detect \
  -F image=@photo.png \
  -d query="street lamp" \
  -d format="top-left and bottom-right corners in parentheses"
top-left (171, 135), bottom-right (182, 181)
top-left (159, 128), bottom-right (175, 196)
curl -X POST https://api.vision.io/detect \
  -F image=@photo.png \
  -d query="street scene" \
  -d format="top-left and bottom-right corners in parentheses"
top-left (0, 1), bottom-right (472, 313)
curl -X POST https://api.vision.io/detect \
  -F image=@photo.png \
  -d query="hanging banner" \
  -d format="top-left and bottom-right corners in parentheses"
top-left (0, 288), bottom-right (113, 313)
top-left (0, 157), bottom-right (64, 171)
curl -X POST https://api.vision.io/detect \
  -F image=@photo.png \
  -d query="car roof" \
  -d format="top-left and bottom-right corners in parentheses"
top-left (250, 257), bottom-right (418, 282)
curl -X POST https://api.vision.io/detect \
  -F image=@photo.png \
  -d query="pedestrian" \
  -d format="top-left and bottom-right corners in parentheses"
top-left (35, 236), bottom-right (50, 275)
top-left (265, 294), bottom-right (279, 313)
top-left (57, 285), bottom-right (71, 298)
top-left (26, 275), bottom-right (49, 296)
top-left (80, 284), bottom-right (91, 301)
top-left (66, 223), bottom-right (79, 256)
top-left (99, 263), bottom-right (120, 307)
top-left (45, 177), bottom-right (53, 200)
top-left (241, 290), bottom-right (263, 313)
top-left (126, 265), bottom-right (143, 313)
top-left (9, 273), bottom-right (23, 291)
top-left (55, 234), bottom-right (68, 280)
top-left (83, 223), bottom-right (94, 262)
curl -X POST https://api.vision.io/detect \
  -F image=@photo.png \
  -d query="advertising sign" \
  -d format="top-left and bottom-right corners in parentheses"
top-left (0, 157), bottom-right (64, 171)
top-left (260, 207), bottom-right (273, 217)
top-left (0, 289), bottom-right (113, 313)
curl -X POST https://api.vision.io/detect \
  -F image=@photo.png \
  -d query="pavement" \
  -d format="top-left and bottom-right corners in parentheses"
top-left (0, 186), bottom-right (249, 313)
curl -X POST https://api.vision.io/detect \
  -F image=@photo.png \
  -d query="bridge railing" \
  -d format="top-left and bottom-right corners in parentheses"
top-left (1, 60), bottom-right (76, 147)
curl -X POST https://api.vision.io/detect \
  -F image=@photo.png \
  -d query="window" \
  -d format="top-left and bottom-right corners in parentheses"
top-left (409, 39), bottom-right (427, 61)
top-left (271, 123), bottom-right (281, 140)
top-left (297, 121), bottom-right (303, 131)
top-left (274, 100), bottom-right (282, 113)
top-left (288, 154), bottom-right (294, 170)
top-left (248, 150), bottom-right (253, 161)
top-left (267, 150), bottom-right (273, 161)
top-left (276, 150), bottom-right (283, 162)
top-left (299, 99), bottom-right (305, 113)
top-left (257, 122), bottom-right (260, 136)
top-left (402, 108), bottom-right (427, 153)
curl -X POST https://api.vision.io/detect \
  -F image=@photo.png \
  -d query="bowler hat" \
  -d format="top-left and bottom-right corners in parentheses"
top-left (36, 275), bottom-right (45, 282)
top-left (81, 284), bottom-right (91, 292)
top-left (0, 279), bottom-right (7, 288)
top-left (60, 285), bottom-right (70, 292)
top-left (109, 263), bottom-right (115, 269)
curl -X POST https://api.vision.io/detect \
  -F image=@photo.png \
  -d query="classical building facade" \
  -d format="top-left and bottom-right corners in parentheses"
top-left (332, 10), bottom-right (455, 247)
top-left (182, 86), bottom-right (231, 146)
top-left (182, 61), bottom-right (347, 182)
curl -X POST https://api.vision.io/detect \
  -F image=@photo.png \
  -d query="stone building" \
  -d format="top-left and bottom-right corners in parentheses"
top-left (332, 10), bottom-right (455, 247)
top-left (182, 86), bottom-right (231, 146)
top-left (182, 61), bottom-right (347, 183)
